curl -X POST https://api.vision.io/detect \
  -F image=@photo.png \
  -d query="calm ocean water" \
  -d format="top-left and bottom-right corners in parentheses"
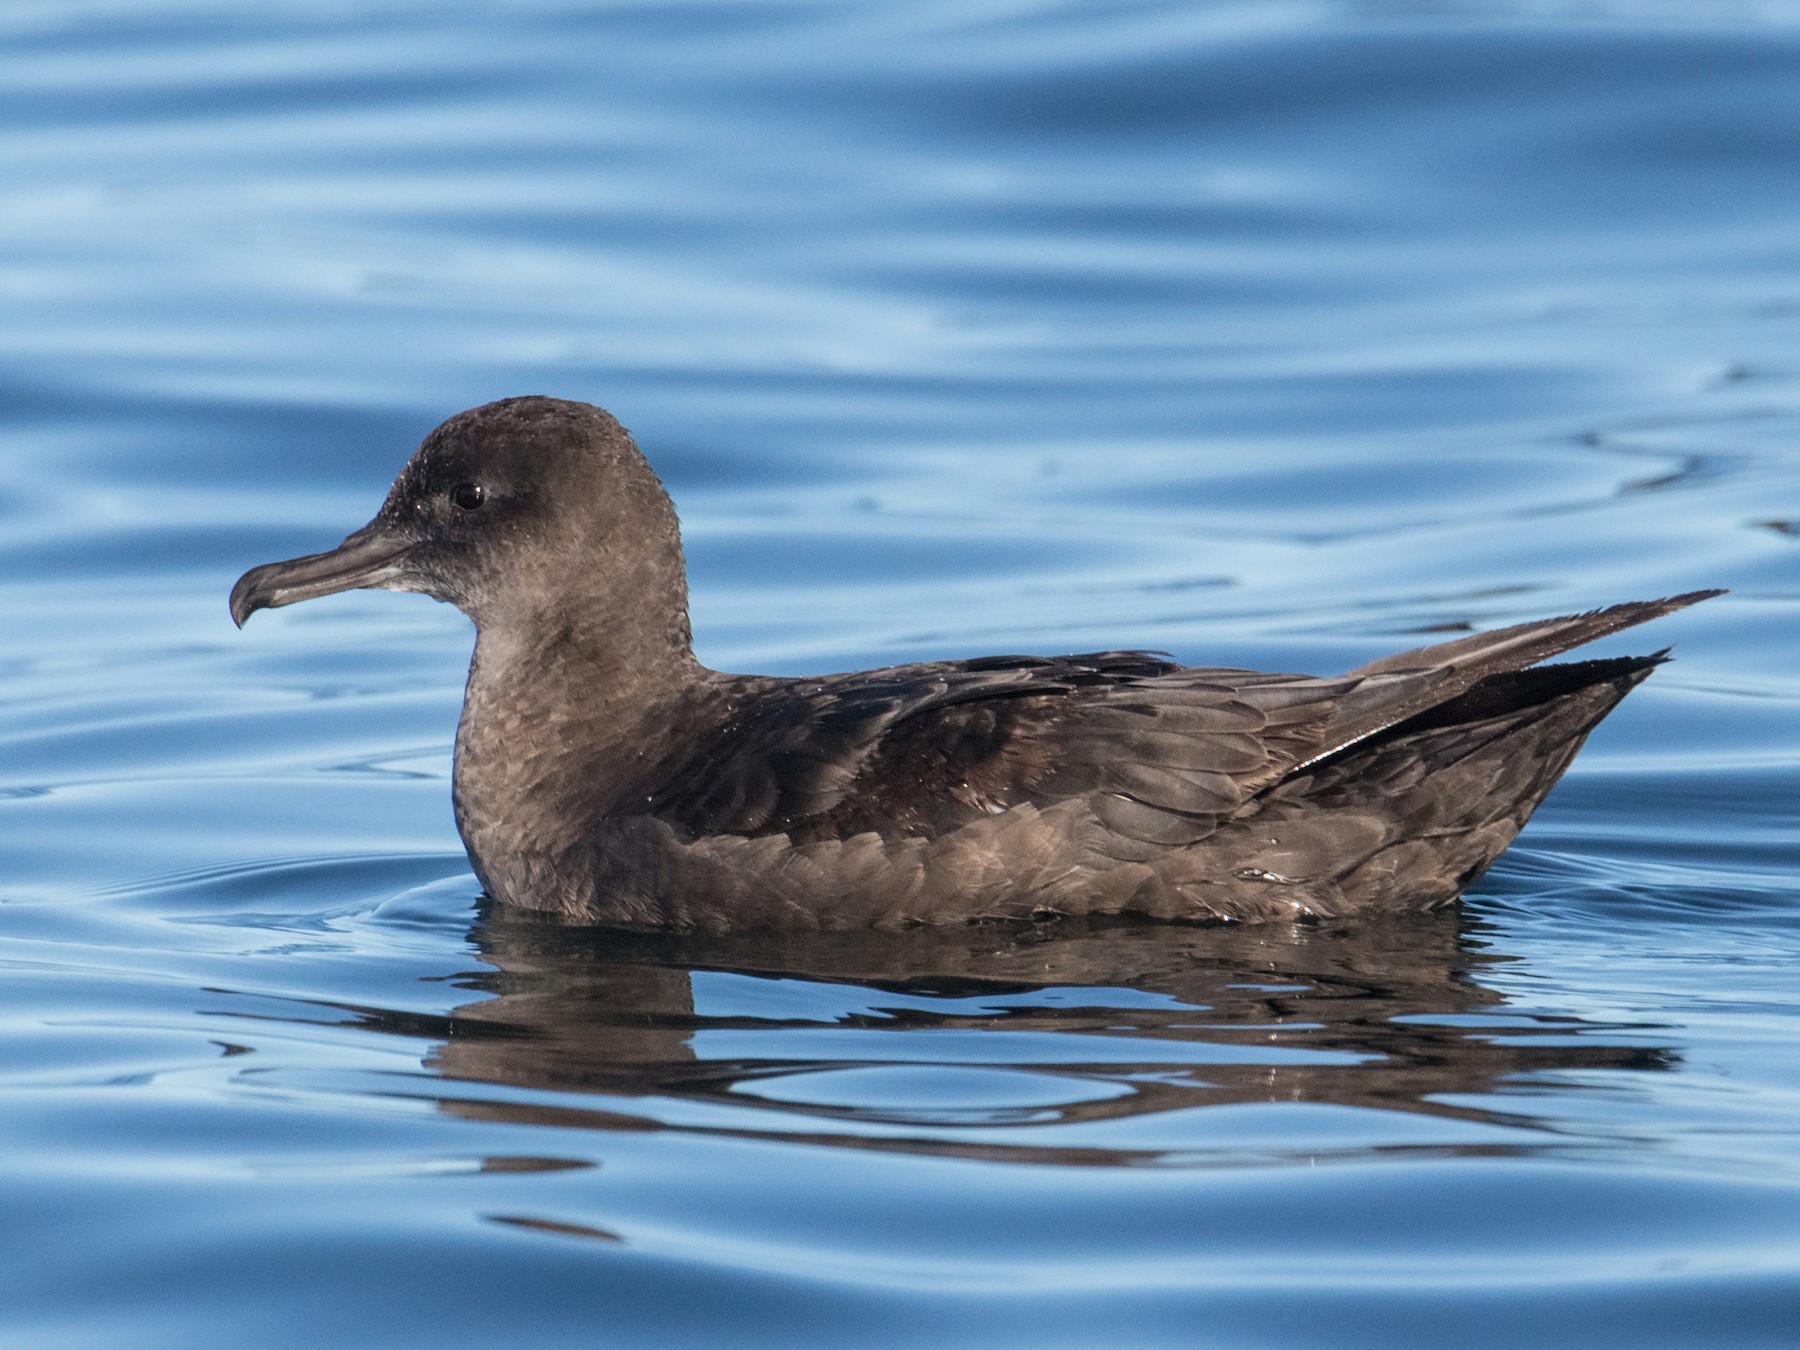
top-left (2, 2), bottom-right (1798, 1345)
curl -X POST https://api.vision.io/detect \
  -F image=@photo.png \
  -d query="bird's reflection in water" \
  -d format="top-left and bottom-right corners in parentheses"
top-left (424, 904), bottom-right (1673, 1164)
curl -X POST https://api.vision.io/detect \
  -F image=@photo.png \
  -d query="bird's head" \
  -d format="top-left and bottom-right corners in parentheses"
top-left (230, 396), bottom-right (692, 658)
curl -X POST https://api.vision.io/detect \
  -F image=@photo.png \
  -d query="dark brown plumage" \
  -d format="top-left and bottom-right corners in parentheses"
top-left (230, 396), bottom-right (1720, 932)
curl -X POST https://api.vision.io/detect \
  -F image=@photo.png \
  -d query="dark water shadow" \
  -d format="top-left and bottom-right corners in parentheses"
top-left (397, 905), bottom-right (1676, 1165)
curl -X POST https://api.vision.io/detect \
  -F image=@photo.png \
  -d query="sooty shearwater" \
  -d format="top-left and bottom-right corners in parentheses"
top-left (231, 396), bottom-right (1720, 932)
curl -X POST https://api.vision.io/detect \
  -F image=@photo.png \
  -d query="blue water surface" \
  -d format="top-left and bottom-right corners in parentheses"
top-left (2, 2), bottom-right (1799, 1346)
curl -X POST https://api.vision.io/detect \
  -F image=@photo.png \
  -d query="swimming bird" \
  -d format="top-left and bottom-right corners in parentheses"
top-left (230, 396), bottom-right (1718, 932)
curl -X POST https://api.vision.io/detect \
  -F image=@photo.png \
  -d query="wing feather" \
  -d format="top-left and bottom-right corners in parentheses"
top-left (644, 594), bottom-right (1717, 849)
top-left (647, 652), bottom-right (1349, 843)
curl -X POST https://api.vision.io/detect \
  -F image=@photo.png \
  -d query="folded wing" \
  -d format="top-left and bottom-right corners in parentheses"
top-left (646, 593), bottom-right (1720, 852)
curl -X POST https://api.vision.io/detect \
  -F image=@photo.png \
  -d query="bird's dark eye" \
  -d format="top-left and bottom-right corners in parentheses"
top-left (450, 482), bottom-right (486, 511)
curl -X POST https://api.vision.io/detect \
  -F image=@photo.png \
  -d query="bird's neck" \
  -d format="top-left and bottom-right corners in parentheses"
top-left (451, 606), bottom-right (706, 900)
